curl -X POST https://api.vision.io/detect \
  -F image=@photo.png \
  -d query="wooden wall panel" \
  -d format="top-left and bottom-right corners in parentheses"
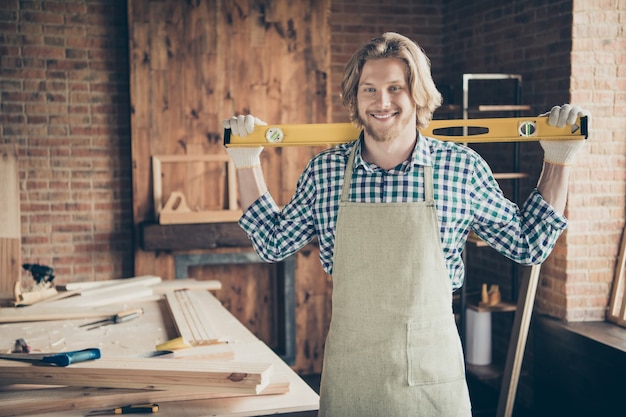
top-left (294, 246), bottom-right (332, 374)
top-left (128, 0), bottom-right (331, 373)
top-left (0, 145), bottom-right (21, 296)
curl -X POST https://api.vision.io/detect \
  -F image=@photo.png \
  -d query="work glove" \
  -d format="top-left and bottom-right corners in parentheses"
top-left (539, 104), bottom-right (590, 165)
top-left (223, 115), bottom-right (267, 168)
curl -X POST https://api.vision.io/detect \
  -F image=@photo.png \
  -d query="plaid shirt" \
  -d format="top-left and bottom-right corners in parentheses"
top-left (240, 133), bottom-right (567, 290)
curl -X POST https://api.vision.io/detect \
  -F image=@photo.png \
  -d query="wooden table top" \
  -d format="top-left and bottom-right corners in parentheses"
top-left (0, 290), bottom-right (319, 417)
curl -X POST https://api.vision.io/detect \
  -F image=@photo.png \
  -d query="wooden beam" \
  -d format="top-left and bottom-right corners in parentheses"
top-left (496, 264), bottom-right (542, 417)
top-left (0, 305), bottom-right (138, 324)
top-left (61, 278), bottom-right (222, 293)
top-left (141, 221), bottom-right (251, 251)
top-left (0, 145), bottom-right (21, 296)
top-left (608, 225), bottom-right (626, 324)
top-left (0, 377), bottom-right (290, 417)
top-left (0, 358), bottom-right (273, 394)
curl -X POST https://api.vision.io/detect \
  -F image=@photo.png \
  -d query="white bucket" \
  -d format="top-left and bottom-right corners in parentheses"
top-left (465, 308), bottom-right (492, 365)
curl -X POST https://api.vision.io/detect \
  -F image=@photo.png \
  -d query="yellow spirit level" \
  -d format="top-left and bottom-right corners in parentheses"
top-left (224, 116), bottom-right (588, 147)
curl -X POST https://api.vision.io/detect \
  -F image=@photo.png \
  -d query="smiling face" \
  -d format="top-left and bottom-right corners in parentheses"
top-left (356, 57), bottom-right (417, 144)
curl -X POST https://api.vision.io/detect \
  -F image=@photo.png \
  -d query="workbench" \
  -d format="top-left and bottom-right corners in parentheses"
top-left (0, 289), bottom-right (319, 417)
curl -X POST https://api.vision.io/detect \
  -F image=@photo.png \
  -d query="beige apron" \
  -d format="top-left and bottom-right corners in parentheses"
top-left (318, 143), bottom-right (472, 417)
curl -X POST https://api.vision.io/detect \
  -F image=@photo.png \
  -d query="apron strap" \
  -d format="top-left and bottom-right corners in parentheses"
top-left (341, 140), bottom-right (435, 204)
top-left (423, 165), bottom-right (433, 202)
top-left (340, 142), bottom-right (358, 203)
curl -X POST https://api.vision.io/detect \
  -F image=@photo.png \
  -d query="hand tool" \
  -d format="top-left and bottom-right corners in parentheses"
top-left (14, 338), bottom-right (32, 353)
top-left (86, 403), bottom-right (159, 416)
top-left (0, 348), bottom-right (101, 367)
top-left (224, 115), bottom-right (588, 147)
top-left (80, 308), bottom-right (144, 330)
top-left (14, 263), bottom-right (58, 306)
top-left (22, 263), bottom-right (55, 284)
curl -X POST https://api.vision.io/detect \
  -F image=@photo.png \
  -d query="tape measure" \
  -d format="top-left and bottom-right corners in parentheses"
top-left (224, 116), bottom-right (588, 147)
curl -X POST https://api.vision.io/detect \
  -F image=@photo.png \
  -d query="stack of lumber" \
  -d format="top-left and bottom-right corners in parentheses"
top-left (0, 285), bottom-right (296, 417)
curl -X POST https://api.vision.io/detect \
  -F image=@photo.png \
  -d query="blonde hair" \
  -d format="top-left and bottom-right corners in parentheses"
top-left (340, 32), bottom-right (442, 130)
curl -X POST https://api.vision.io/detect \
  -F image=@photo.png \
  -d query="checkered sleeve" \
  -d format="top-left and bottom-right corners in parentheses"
top-left (238, 167), bottom-right (318, 263)
top-left (470, 154), bottom-right (568, 265)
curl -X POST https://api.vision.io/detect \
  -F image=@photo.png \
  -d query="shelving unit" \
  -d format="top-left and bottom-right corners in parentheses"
top-left (457, 73), bottom-right (530, 351)
top-left (453, 74), bottom-right (542, 417)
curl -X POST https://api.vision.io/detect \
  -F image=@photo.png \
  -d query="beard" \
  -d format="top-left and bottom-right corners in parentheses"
top-left (359, 110), bottom-right (414, 143)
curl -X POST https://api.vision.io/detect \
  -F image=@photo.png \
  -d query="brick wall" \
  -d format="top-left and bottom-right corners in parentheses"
top-left (557, 0), bottom-right (626, 321)
top-left (329, 0), bottom-right (445, 123)
top-left (0, 0), bottom-right (133, 284)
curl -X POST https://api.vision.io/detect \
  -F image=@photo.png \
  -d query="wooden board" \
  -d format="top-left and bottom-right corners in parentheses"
top-left (0, 145), bottom-right (21, 295)
top-left (0, 359), bottom-right (273, 394)
top-left (62, 277), bottom-right (221, 293)
top-left (608, 225), bottom-right (626, 325)
top-left (164, 289), bottom-right (228, 345)
top-left (0, 380), bottom-right (290, 417)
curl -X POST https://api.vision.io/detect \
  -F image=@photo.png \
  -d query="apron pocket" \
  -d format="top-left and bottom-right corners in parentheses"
top-left (406, 315), bottom-right (465, 386)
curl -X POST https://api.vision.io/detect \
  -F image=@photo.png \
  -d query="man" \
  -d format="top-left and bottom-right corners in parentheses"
top-left (224, 32), bottom-right (588, 416)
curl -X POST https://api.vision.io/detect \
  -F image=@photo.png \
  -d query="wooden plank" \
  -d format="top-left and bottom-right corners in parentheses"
top-left (0, 239), bottom-right (21, 298)
top-left (30, 276), bottom-right (161, 309)
top-left (0, 358), bottom-right (273, 394)
top-left (0, 145), bottom-right (21, 295)
top-left (159, 192), bottom-right (242, 224)
top-left (608, 225), bottom-right (626, 324)
top-left (164, 289), bottom-right (228, 345)
top-left (62, 275), bottom-right (161, 292)
top-left (164, 343), bottom-right (234, 360)
top-left (0, 377), bottom-right (290, 417)
top-left (141, 222), bottom-right (251, 251)
top-left (0, 305), bottom-right (142, 324)
top-left (496, 264), bottom-right (542, 417)
top-left (0, 145), bottom-right (20, 239)
top-left (152, 278), bottom-right (222, 293)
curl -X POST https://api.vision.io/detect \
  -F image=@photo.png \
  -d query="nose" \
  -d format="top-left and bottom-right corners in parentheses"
top-left (376, 90), bottom-right (391, 108)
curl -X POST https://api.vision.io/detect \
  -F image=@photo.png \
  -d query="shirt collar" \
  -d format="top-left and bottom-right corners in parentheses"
top-left (353, 131), bottom-right (433, 172)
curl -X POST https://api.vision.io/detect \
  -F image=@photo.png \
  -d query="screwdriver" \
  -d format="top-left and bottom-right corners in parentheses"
top-left (80, 308), bottom-right (144, 330)
top-left (86, 403), bottom-right (159, 415)
top-left (0, 348), bottom-right (101, 367)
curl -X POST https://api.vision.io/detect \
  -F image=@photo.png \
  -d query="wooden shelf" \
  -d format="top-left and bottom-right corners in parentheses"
top-left (493, 172), bottom-right (528, 180)
top-left (475, 104), bottom-right (531, 112)
top-left (467, 301), bottom-right (517, 313)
